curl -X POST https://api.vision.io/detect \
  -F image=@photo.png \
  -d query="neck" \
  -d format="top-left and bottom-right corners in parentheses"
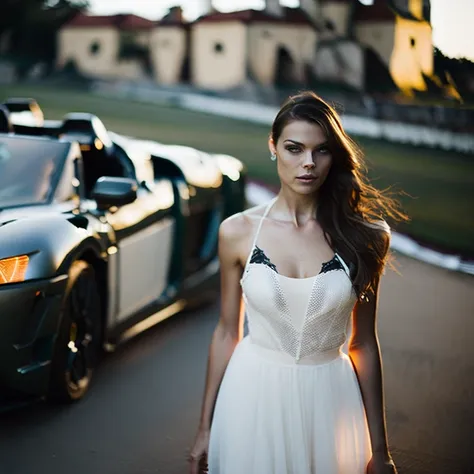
top-left (274, 186), bottom-right (319, 227)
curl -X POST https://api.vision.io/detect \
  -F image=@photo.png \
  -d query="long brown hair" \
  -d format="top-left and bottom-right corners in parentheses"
top-left (271, 91), bottom-right (408, 300)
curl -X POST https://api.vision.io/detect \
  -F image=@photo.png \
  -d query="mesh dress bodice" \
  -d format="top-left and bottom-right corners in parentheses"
top-left (240, 198), bottom-right (357, 362)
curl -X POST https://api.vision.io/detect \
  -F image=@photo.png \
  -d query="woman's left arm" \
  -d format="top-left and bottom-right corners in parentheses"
top-left (348, 236), bottom-right (397, 474)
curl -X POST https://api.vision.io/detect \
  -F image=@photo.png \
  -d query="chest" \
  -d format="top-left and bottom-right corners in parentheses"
top-left (253, 222), bottom-right (335, 279)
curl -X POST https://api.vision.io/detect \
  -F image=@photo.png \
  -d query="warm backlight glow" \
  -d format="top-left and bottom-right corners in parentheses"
top-left (0, 255), bottom-right (29, 284)
top-left (390, 16), bottom-right (433, 93)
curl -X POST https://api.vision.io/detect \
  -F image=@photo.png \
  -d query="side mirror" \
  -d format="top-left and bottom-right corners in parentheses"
top-left (91, 177), bottom-right (137, 210)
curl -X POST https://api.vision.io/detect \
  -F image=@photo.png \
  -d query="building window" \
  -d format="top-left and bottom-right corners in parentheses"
top-left (324, 19), bottom-right (335, 31)
top-left (410, 37), bottom-right (416, 47)
top-left (89, 41), bottom-right (101, 55)
top-left (214, 42), bottom-right (224, 54)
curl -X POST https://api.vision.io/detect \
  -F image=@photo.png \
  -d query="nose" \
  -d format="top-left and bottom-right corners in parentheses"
top-left (302, 151), bottom-right (315, 169)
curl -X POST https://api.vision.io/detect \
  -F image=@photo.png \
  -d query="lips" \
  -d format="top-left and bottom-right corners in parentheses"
top-left (296, 175), bottom-right (317, 182)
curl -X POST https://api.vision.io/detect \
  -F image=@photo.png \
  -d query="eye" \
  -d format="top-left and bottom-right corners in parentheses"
top-left (285, 146), bottom-right (301, 154)
top-left (317, 146), bottom-right (329, 154)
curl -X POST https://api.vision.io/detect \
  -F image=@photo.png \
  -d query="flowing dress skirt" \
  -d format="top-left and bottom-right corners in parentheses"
top-left (208, 337), bottom-right (372, 474)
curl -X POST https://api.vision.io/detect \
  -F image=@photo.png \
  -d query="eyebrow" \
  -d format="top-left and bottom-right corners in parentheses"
top-left (283, 139), bottom-right (329, 148)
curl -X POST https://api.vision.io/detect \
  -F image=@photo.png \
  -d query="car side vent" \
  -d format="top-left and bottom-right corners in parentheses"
top-left (67, 215), bottom-right (88, 229)
top-left (0, 219), bottom-right (15, 228)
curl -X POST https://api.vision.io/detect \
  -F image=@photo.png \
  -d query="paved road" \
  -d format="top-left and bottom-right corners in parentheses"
top-left (0, 254), bottom-right (473, 474)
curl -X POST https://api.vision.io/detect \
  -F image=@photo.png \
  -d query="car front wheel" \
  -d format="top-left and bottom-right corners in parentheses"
top-left (49, 260), bottom-right (102, 403)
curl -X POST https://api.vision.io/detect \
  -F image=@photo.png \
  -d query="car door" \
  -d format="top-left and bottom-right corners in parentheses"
top-left (182, 183), bottom-right (223, 277)
top-left (169, 149), bottom-right (223, 277)
top-left (106, 180), bottom-right (176, 325)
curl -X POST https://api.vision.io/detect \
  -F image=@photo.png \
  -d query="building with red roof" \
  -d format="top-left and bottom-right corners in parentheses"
top-left (190, 5), bottom-right (317, 89)
top-left (65, 13), bottom-right (155, 30)
top-left (56, 0), bottom-right (433, 95)
top-left (353, 0), bottom-right (433, 93)
top-left (57, 12), bottom-right (157, 80)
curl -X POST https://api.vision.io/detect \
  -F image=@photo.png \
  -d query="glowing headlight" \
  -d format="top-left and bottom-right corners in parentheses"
top-left (0, 255), bottom-right (29, 284)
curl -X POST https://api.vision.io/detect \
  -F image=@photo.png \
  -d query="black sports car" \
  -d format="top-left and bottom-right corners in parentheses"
top-left (0, 101), bottom-right (246, 409)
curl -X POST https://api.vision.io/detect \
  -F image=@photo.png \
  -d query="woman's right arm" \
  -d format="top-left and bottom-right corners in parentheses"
top-left (189, 215), bottom-right (248, 472)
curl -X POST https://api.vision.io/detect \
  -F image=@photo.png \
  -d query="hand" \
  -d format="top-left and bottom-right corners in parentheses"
top-left (188, 428), bottom-right (210, 474)
top-left (367, 453), bottom-right (397, 474)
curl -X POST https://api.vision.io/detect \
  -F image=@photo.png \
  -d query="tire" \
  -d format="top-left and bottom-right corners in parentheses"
top-left (48, 260), bottom-right (102, 403)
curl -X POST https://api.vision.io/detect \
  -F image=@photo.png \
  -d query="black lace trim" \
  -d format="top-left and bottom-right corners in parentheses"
top-left (321, 256), bottom-right (344, 274)
top-left (250, 246), bottom-right (278, 272)
top-left (250, 246), bottom-right (345, 276)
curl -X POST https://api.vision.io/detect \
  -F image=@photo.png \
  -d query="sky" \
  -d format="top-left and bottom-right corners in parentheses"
top-left (88, 0), bottom-right (474, 61)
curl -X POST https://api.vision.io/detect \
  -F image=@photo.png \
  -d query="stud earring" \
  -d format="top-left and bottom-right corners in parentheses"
top-left (270, 153), bottom-right (277, 161)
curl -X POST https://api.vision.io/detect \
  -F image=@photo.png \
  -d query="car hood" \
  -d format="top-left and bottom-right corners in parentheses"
top-left (0, 203), bottom-right (75, 227)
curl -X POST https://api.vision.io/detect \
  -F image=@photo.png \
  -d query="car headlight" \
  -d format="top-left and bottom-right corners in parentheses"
top-left (0, 255), bottom-right (29, 284)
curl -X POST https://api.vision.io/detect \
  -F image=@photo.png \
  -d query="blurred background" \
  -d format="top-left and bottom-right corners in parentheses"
top-left (1, 2), bottom-right (473, 474)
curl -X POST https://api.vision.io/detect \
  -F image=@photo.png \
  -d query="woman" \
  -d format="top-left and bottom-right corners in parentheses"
top-left (189, 91), bottom-right (405, 474)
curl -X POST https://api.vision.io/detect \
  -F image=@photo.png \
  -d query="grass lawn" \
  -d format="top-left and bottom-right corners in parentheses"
top-left (1, 84), bottom-right (473, 257)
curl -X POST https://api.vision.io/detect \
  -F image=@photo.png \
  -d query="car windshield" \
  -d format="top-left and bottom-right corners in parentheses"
top-left (0, 136), bottom-right (67, 209)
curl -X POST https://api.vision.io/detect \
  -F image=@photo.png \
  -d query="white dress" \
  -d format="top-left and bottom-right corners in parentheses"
top-left (208, 199), bottom-right (373, 474)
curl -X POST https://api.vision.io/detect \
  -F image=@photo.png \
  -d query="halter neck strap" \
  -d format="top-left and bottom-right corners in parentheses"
top-left (243, 197), bottom-right (277, 272)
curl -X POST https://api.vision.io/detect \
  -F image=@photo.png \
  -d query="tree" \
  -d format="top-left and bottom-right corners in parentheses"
top-left (434, 47), bottom-right (474, 101)
top-left (0, 0), bottom-right (89, 76)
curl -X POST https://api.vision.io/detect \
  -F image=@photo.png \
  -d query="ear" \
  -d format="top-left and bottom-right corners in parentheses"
top-left (268, 136), bottom-right (276, 155)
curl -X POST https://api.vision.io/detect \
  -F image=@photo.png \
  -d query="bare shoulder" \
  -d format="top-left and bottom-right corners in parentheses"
top-left (219, 213), bottom-right (250, 244)
top-left (219, 203), bottom-right (269, 264)
top-left (219, 203), bottom-right (268, 241)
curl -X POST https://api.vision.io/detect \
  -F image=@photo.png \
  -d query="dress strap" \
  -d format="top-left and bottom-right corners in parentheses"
top-left (334, 253), bottom-right (350, 276)
top-left (334, 253), bottom-right (355, 282)
top-left (243, 197), bottom-right (277, 274)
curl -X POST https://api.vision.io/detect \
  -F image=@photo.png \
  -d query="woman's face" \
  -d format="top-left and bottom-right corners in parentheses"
top-left (270, 120), bottom-right (333, 196)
